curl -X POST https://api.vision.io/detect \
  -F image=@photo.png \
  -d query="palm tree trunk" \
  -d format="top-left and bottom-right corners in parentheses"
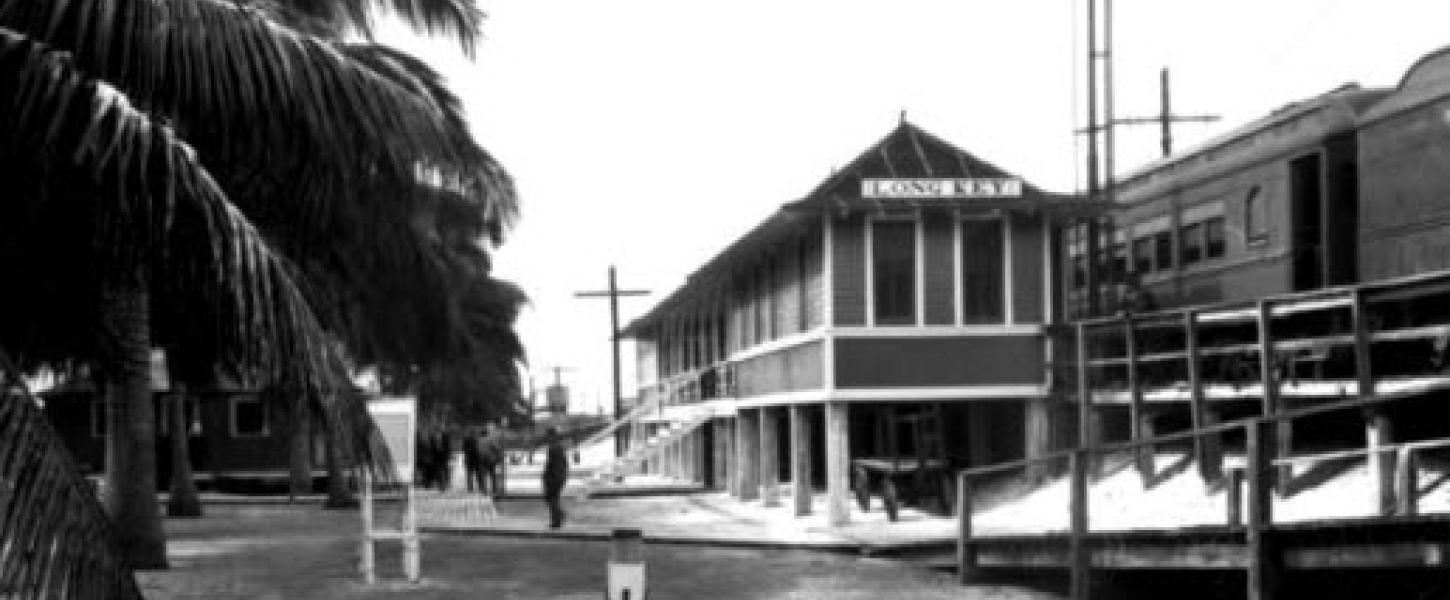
top-left (288, 398), bottom-right (313, 500)
top-left (323, 420), bottom-right (358, 509)
top-left (166, 387), bottom-right (203, 517)
top-left (99, 273), bottom-right (168, 569)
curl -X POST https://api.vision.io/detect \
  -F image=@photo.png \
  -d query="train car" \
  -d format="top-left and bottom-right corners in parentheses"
top-left (1070, 84), bottom-right (1390, 316)
top-left (1357, 46), bottom-right (1450, 282)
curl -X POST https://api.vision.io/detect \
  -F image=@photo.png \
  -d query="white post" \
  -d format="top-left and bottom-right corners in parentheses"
top-left (360, 468), bottom-right (375, 585)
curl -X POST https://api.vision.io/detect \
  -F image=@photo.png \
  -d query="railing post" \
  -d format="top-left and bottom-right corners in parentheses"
top-left (1256, 301), bottom-right (1291, 491)
top-left (1366, 409), bottom-right (1394, 516)
top-left (1396, 446), bottom-right (1418, 517)
top-left (1069, 449), bottom-right (1091, 600)
top-left (1186, 310), bottom-right (1222, 482)
top-left (957, 474), bottom-right (978, 584)
top-left (1246, 420), bottom-right (1279, 600)
top-left (1226, 466), bottom-right (1244, 527)
top-left (1125, 314), bottom-right (1153, 481)
top-left (1352, 292), bottom-right (1393, 515)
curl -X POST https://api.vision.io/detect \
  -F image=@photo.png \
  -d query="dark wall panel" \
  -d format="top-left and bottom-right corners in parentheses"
top-left (832, 215), bottom-right (866, 326)
top-left (834, 336), bottom-right (1043, 388)
top-left (923, 212), bottom-right (956, 325)
top-left (1011, 214), bottom-right (1044, 323)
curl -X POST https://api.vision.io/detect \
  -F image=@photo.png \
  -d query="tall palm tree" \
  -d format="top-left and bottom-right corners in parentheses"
top-left (0, 0), bottom-right (514, 569)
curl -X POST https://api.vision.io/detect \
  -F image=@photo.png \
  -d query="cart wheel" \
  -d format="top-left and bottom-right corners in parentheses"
top-left (882, 478), bottom-right (900, 522)
top-left (853, 466), bottom-right (871, 511)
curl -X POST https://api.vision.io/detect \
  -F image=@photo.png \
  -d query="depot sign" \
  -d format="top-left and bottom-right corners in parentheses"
top-left (861, 178), bottom-right (1023, 199)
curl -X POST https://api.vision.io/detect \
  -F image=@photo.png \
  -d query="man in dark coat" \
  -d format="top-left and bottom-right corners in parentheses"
top-left (542, 427), bottom-right (569, 528)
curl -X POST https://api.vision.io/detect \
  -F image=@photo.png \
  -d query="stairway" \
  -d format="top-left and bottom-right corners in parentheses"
top-left (579, 409), bottom-right (712, 498)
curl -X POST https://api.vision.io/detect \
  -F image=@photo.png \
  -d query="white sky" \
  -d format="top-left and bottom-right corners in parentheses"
top-left (382, 1), bottom-right (1450, 415)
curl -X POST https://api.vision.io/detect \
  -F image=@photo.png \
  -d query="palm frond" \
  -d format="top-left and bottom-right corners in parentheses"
top-left (0, 357), bottom-right (143, 599)
top-left (272, 0), bottom-right (484, 57)
top-left (0, 0), bottom-right (496, 190)
top-left (0, 26), bottom-right (392, 478)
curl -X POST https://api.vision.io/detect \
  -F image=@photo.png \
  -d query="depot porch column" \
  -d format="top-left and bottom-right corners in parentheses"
top-left (825, 402), bottom-right (851, 525)
top-left (759, 407), bottom-right (781, 506)
top-left (736, 409), bottom-right (760, 501)
top-left (790, 405), bottom-right (813, 516)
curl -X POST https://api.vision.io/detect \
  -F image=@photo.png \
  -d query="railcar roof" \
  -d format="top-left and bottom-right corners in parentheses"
top-left (1114, 84), bottom-right (1389, 201)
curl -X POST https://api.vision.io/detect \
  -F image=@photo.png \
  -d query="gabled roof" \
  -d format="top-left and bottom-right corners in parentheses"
top-left (622, 121), bottom-right (1094, 337)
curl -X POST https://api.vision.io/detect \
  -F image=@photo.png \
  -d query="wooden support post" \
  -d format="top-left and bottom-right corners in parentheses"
top-left (711, 420), bottom-right (727, 491)
top-left (1186, 310), bottom-right (1222, 481)
top-left (760, 406), bottom-right (781, 507)
top-left (1256, 301), bottom-right (1291, 490)
top-left (736, 409), bottom-right (760, 501)
top-left (825, 402), bottom-right (851, 526)
top-left (1069, 450), bottom-right (1091, 600)
top-left (790, 405), bottom-right (813, 516)
top-left (1246, 420), bottom-right (1279, 600)
top-left (724, 419), bottom-right (738, 496)
top-left (957, 474), bottom-right (978, 584)
top-left (1125, 315), bottom-right (1152, 481)
top-left (1025, 397), bottom-right (1053, 483)
top-left (1396, 447), bottom-right (1418, 517)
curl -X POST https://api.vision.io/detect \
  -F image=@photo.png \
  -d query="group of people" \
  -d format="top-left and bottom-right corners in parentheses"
top-left (415, 425), bottom-right (503, 494)
top-left (414, 423), bottom-right (571, 529)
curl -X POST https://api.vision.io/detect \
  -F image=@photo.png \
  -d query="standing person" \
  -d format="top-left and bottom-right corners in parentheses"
top-left (478, 422), bottom-right (504, 496)
top-left (462, 427), bottom-right (483, 493)
top-left (542, 427), bottom-right (569, 529)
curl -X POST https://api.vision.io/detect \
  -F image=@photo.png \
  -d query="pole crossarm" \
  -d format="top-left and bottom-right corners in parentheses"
top-left (573, 265), bottom-right (651, 456)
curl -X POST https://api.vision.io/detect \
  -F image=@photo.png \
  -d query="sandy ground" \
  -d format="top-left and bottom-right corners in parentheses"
top-left (133, 503), bottom-right (1061, 600)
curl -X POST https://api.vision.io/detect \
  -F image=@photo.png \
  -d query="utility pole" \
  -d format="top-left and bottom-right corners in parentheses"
top-left (574, 266), bottom-right (650, 456)
top-left (1084, 68), bottom-right (1221, 158)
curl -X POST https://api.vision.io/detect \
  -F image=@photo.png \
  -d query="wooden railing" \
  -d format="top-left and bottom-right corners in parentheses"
top-left (961, 268), bottom-right (1450, 600)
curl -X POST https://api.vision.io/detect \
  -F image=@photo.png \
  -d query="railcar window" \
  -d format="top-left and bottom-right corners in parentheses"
top-left (871, 219), bottom-right (917, 326)
top-left (1245, 186), bottom-right (1268, 244)
top-left (1205, 217), bottom-right (1226, 258)
top-left (1181, 223), bottom-right (1205, 265)
top-left (1154, 231), bottom-right (1174, 271)
top-left (1133, 237), bottom-right (1153, 273)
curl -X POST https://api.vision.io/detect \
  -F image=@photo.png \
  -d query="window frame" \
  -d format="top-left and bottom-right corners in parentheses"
top-left (957, 213), bottom-right (1009, 325)
top-left (1205, 216), bottom-right (1227, 259)
top-left (1180, 222), bottom-right (1206, 266)
top-left (866, 212), bottom-right (921, 327)
top-left (1245, 185), bottom-right (1269, 246)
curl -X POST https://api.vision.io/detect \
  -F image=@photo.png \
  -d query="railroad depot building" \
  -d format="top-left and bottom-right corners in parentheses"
top-left (618, 122), bottom-right (1096, 524)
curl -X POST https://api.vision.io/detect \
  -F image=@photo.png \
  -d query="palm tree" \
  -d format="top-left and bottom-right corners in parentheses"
top-left (0, 0), bottom-right (515, 569)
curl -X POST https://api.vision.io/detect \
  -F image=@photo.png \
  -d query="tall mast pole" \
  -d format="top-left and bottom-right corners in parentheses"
top-left (1084, 0), bottom-right (1101, 316)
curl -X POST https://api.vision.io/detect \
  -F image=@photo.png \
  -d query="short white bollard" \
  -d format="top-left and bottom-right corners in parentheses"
top-left (606, 528), bottom-right (646, 600)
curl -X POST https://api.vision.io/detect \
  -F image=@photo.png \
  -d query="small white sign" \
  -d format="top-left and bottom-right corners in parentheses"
top-left (368, 396), bottom-right (416, 484)
top-left (861, 178), bottom-right (1023, 199)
